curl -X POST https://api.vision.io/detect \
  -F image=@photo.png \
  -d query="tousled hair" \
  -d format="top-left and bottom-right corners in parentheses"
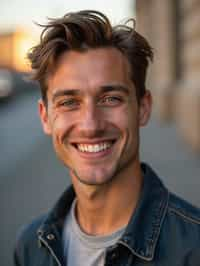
top-left (28, 10), bottom-right (153, 103)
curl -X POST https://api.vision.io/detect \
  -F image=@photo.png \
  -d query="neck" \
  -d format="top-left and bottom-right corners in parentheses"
top-left (71, 162), bottom-right (143, 236)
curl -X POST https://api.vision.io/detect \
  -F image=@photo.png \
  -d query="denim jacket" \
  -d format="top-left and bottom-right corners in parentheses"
top-left (14, 164), bottom-right (200, 266)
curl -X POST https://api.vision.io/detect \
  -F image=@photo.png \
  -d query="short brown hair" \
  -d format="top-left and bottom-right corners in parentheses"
top-left (28, 10), bottom-right (153, 103)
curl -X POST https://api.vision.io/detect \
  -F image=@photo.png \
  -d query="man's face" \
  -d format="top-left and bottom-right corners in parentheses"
top-left (39, 47), bottom-right (151, 187)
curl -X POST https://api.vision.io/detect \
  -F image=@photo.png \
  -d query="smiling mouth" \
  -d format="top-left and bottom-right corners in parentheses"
top-left (72, 140), bottom-right (116, 153)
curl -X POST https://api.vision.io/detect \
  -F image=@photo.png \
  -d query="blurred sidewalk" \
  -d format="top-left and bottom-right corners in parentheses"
top-left (140, 116), bottom-right (200, 207)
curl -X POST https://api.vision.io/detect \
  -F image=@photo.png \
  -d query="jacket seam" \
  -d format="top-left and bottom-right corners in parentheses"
top-left (168, 206), bottom-right (200, 225)
top-left (38, 236), bottom-right (61, 266)
top-left (118, 240), bottom-right (152, 261)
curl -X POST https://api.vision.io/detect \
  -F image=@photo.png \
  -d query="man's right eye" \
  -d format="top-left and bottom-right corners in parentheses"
top-left (59, 99), bottom-right (80, 109)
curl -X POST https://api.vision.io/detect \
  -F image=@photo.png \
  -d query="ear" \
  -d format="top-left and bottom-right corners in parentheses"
top-left (139, 90), bottom-right (152, 127)
top-left (38, 99), bottom-right (52, 135)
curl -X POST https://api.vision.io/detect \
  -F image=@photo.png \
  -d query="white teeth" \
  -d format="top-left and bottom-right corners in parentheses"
top-left (77, 142), bottom-right (112, 153)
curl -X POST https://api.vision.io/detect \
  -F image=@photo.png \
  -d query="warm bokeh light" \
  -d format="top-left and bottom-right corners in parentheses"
top-left (0, 28), bottom-right (38, 72)
top-left (13, 29), bottom-right (38, 72)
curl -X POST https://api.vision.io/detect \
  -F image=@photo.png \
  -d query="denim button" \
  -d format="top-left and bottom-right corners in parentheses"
top-left (123, 237), bottom-right (129, 243)
top-left (46, 234), bottom-right (55, 240)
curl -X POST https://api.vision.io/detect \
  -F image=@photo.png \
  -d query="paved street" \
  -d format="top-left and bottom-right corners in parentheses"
top-left (1, 89), bottom-right (200, 266)
top-left (140, 116), bottom-right (200, 206)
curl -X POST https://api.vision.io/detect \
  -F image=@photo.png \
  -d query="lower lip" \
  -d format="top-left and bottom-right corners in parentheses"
top-left (75, 145), bottom-right (114, 159)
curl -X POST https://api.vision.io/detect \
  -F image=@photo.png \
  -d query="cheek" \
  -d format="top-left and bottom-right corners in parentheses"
top-left (120, 109), bottom-right (139, 145)
top-left (108, 105), bottom-right (138, 130)
top-left (51, 113), bottom-right (73, 142)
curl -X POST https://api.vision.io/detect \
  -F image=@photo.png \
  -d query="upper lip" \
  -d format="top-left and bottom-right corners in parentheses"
top-left (70, 138), bottom-right (116, 145)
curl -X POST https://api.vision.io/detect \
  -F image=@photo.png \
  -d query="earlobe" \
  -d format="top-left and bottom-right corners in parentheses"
top-left (38, 99), bottom-right (52, 135)
top-left (139, 90), bottom-right (152, 127)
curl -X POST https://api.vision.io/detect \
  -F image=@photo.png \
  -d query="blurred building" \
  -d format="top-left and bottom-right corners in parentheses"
top-left (135, 0), bottom-right (200, 152)
top-left (0, 29), bottom-right (37, 73)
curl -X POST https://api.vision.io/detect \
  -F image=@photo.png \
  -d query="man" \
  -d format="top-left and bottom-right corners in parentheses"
top-left (14, 10), bottom-right (200, 266)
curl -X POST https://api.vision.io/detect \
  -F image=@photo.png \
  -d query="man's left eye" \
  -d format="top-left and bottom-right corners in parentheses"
top-left (101, 96), bottom-right (122, 105)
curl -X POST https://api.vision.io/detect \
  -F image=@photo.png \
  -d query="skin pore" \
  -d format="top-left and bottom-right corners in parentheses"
top-left (39, 47), bottom-right (152, 235)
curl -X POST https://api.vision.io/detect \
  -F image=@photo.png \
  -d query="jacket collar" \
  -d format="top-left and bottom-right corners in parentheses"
top-left (38, 186), bottom-right (75, 235)
top-left (37, 186), bottom-right (75, 266)
top-left (119, 163), bottom-right (169, 261)
top-left (38, 163), bottom-right (169, 262)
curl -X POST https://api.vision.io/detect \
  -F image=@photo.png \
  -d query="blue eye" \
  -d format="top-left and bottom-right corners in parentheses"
top-left (101, 96), bottom-right (122, 105)
top-left (62, 99), bottom-right (75, 105)
top-left (60, 98), bottom-right (79, 109)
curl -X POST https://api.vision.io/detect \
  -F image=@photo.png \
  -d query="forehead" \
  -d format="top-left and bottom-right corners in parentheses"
top-left (47, 47), bottom-right (132, 94)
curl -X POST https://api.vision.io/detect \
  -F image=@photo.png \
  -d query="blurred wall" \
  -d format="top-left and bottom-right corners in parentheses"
top-left (135, 0), bottom-right (200, 152)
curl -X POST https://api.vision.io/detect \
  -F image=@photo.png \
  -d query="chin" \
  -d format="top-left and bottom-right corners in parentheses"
top-left (71, 167), bottom-right (117, 186)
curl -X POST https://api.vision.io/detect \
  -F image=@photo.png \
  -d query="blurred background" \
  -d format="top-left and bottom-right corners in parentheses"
top-left (0, 0), bottom-right (200, 265)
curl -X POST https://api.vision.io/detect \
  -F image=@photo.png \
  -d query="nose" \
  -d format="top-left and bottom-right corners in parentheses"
top-left (78, 102), bottom-right (105, 138)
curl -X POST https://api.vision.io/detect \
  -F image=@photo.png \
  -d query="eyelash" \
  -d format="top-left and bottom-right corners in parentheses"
top-left (61, 99), bottom-right (77, 105)
top-left (100, 96), bottom-right (122, 105)
top-left (58, 99), bottom-right (80, 109)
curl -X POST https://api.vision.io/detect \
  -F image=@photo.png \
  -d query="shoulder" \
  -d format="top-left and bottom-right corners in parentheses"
top-left (14, 214), bottom-right (47, 265)
top-left (162, 191), bottom-right (200, 246)
top-left (16, 214), bottom-right (47, 246)
top-left (167, 192), bottom-right (200, 225)
top-left (158, 193), bottom-right (200, 260)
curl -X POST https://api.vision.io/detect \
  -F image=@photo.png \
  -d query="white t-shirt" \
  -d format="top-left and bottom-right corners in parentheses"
top-left (62, 199), bottom-right (126, 266)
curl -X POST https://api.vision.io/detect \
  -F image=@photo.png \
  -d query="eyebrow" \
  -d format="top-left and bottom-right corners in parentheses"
top-left (52, 89), bottom-right (81, 102)
top-left (52, 84), bottom-right (130, 102)
top-left (100, 85), bottom-right (130, 94)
